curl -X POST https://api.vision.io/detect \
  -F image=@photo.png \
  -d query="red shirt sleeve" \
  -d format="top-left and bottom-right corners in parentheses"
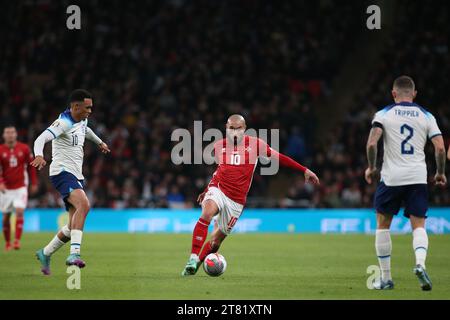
top-left (0, 146), bottom-right (4, 184)
top-left (257, 138), bottom-right (307, 173)
top-left (26, 146), bottom-right (38, 186)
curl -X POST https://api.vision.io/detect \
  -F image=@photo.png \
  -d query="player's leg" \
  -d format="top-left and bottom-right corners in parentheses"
top-left (410, 216), bottom-right (428, 268)
top-left (2, 212), bottom-right (12, 251)
top-left (192, 200), bottom-right (219, 255)
top-left (43, 206), bottom-right (73, 256)
top-left (405, 184), bottom-right (431, 290)
top-left (410, 215), bottom-right (428, 268)
top-left (199, 225), bottom-right (227, 262)
top-left (199, 194), bottom-right (241, 264)
top-left (36, 206), bottom-right (74, 275)
top-left (65, 189), bottom-right (90, 267)
top-left (375, 212), bottom-right (394, 288)
top-left (12, 207), bottom-right (24, 249)
top-left (373, 182), bottom-right (400, 290)
top-left (410, 216), bottom-right (432, 290)
top-left (12, 187), bottom-right (28, 249)
top-left (182, 199), bottom-right (219, 276)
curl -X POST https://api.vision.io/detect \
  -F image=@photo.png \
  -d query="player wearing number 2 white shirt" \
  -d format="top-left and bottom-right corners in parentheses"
top-left (31, 89), bottom-right (110, 275)
top-left (365, 76), bottom-right (447, 291)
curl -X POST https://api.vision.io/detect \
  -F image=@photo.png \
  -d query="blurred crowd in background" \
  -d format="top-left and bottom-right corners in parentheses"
top-left (1, 0), bottom-right (448, 209)
top-left (285, 0), bottom-right (449, 209)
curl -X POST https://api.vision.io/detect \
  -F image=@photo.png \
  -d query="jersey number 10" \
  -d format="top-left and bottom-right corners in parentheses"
top-left (230, 154), bottom-right (241, 165)
top-left (72, 134), bottom-right (79, 146)
top-left (400, 124), bottom-right (414, 155)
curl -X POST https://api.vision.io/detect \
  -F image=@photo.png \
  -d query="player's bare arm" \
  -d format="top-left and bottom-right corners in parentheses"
top-left (365, 127), bottom-right (383, 184)
top-left (431, 135), bottom-right (446, 186)
top-left (263, 141), bottom-right (320, 185)
top-left (86, 126), bottom-right (110, 154)
top-left (0, 170), bottom-right (5, 192)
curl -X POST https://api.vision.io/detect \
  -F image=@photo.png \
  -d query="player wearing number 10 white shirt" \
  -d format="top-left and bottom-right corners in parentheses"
top-left (365, 76), bottom-right (447, 291)
top-left (30, 89), bottom-right (110, 275)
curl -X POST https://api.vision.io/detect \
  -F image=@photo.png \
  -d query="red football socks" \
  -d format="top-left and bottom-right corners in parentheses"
top-left (199, 241), bottom-right (219, 262)
top-left (191, 218), bottom-right (210, 255)
top-left (15, 216), bottom-right (24, 241)
top-left (2, 215), bottom-right (11, 244)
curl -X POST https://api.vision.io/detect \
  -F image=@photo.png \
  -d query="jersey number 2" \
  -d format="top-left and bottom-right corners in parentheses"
top-left (400, 124), bottom-right (414, 155)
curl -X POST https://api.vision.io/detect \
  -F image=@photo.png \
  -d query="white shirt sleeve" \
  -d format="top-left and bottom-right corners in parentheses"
top-left (46, 118), bottom-right (73, 138)
top-left (371, 111), bottom-right (384, 128)
top-left (427, 114), bottom-right (442, 139)
top-left (86, 127), bottom-right (103, 145)
top-left (33, 130), bottom-right (55, 157)
top-left (33, 118), bottom-right (73, 157)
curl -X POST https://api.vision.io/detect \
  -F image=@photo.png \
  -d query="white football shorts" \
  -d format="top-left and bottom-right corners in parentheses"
top-left (0, 187), bottom-right (28, 213)
top-left (202, 186), bottom-right (244, 235)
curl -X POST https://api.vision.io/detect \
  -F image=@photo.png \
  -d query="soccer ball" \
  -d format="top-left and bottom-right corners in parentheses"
top-left (203, 253), bottom-right (227, 277)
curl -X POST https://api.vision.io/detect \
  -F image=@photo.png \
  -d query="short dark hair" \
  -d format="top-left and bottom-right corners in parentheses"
top-left (69, 89), bottom-right (92, 103)
top-left (2, 124), bottom-right (16, 131)
top-left (393, 75), bottom-right (415, 92)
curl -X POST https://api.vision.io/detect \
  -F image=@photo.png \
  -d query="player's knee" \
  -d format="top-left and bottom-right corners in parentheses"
top-left (200, 212), bottom-right (214, 223)
top-left (77, 198), bottom-right (90, 215)
top-left (82, 200), bottom-right (90, 214)
top-left (376, 213), bottom-right (392, 229)
top-left (201, 201), bottom-right (218, 221)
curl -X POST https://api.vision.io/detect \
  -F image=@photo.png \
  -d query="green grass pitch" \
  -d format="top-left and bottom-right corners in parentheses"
top-left (1, 233), bottom-right (449, 299)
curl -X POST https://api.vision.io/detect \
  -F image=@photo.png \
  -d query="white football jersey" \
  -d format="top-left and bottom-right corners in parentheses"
top-left (46, 109), bottom-right (87, 179)
top-left (372, 101), bottom-right (442, 186)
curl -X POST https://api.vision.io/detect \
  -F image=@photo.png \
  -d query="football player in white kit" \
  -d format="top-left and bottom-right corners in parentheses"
top-left (365, 76), bottom-right (447, 291)
top-left (31, 89), bottom-right (110, 275)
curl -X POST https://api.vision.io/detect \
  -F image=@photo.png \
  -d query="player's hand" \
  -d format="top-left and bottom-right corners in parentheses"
top-left (30, 156), bottom-right (47, 170)
top-left (0, 183), bottom-right (6, 193)
top-left (99, 142), bottom-right (111, 154)
top-left (30, 184), bottom-right (39, 195)
top-left (365, 167), bottom-right (378, 184)
top-left (304, 169), bottom-right (320, 185)
top-left (197, 191), bottom-right (206, 204)
top-left (434, 173), bottom-right (447, 187)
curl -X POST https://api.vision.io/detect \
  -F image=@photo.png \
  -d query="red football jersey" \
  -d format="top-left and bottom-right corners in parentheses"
top-left (207, 135), bottom-right (272, 205)
top-left (0, 142), bottom-right (37, 189)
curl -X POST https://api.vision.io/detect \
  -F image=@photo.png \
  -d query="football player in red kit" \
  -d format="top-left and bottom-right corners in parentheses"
top-left (0, 125), bottom-right (38, 251)
top-left (181, 114), bottom-right (320, 275)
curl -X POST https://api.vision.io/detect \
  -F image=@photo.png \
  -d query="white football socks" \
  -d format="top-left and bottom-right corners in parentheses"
top-left (43, 236), bottom-right (65, 256)
top-left (70, 229), bottom-right (83, 255)
top-left (413, 227), bottom-right (428, 268)
top-left (43, 225), bottom-right (71, 256)
top-left (190, 253), bottom-right (200, 262)
top-left (375, 229), bottom-right (392, 281)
